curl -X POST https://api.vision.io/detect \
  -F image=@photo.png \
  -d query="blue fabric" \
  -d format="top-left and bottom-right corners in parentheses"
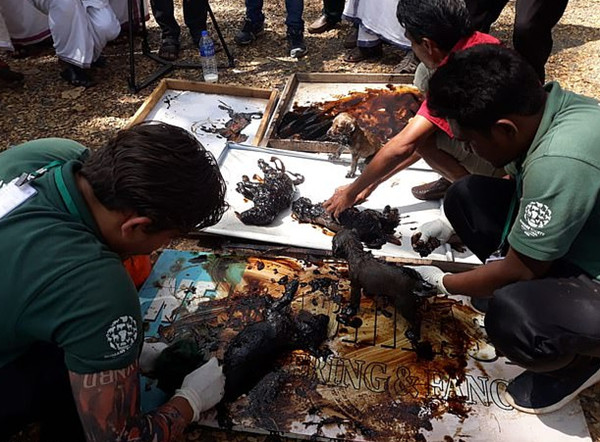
top-left (245, 0), bottom-right (304, 32)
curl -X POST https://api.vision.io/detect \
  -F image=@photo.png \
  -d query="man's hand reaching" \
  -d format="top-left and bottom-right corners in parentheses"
top-left (173, 357), bottom-right (225, 420)
top-left (407, 265), bottom-right (451, 296)
top-left (323, 183), bottom-right (376, 218)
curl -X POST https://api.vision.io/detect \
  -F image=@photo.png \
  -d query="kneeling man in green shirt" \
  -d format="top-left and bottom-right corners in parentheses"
top-left (411, 44), bottom-right (600, 415)
top-left (0, 122), bottom-right (227, 440)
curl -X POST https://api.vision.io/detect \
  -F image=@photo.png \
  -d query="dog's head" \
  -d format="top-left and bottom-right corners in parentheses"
top-left (332, 228), bottom-right (362, 258)
top-left (327, 112), bottom-right (356, 145)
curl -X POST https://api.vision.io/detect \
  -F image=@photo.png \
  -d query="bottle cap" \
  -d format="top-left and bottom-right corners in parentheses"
top-left (201, 30), bottom-right (208, 36)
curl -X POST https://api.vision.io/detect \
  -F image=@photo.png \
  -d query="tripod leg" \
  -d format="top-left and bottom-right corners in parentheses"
top-left (127, 0), bottom-right (136, 91)
top-left (206, 1), bottom-right (235, 67)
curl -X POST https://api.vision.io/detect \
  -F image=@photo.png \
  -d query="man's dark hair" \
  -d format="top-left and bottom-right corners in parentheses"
top-left (397, 0), bottom-right (474, 52)
top-left (427, 45), bottom-right (546, 130)
top-left (80, 121), bottom-right (227, 232)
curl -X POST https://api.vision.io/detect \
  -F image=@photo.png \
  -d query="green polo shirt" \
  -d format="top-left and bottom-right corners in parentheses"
top-left (506, 83), bottom-right (600, 279)
top-left (0, 138), bottom-right (142, 373)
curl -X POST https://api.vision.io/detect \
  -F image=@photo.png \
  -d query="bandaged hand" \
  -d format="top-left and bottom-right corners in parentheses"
top-left (173, 357), bottom-right (225, 420)
top-left (411, 214), bottom-right (455, 257)
top-left (407, 265), bottom-right (451, 296)
top-left (414, 216), bottom-right (455, 244)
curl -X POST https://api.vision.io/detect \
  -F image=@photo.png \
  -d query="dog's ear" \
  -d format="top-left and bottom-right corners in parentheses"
top-left (331, 234), bottom-right (345, 258)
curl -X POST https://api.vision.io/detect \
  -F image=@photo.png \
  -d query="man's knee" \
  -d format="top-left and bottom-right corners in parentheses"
top-left (485, 286), bottom-right (526, 354)
top-left (87, 7), bottom-right (121, 41)
top-left (442, 175), bottom-right (472, 221)
top-left (485, 285), bottom-right (574, 372)
top-left (34, 0), bottom-right (80, 19)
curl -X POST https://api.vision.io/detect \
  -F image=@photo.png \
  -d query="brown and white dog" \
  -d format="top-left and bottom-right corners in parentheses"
top-left (327, 112), bottom-right (381, 178)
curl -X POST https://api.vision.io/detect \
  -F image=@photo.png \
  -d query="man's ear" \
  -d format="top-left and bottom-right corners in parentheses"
top-left (421, 37), bottom-right (436, 56)
top-left (121, 215), bottom-right (153, 239)
top-left (492, 119), bottom-right (519, 140)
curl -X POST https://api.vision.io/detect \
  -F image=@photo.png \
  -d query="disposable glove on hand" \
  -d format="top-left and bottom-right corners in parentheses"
top-left (407, 265), bottom-right (451, 296)
top-left (173, 357), bottom-right (225, 420)
top-left (413, 215), bottom-right (455, 245)
top-left (139, 341), bottom-right (169, 375)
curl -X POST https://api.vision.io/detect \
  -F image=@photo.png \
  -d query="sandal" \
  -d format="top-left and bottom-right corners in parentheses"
top-left (344, 45), bottom-right (383, 63)
top-left (394, 50), bottom-right (419, 74)
top-left (343, 26), bottom-right (358, 49)
top-left (158, 40), bottom-right (179, 61)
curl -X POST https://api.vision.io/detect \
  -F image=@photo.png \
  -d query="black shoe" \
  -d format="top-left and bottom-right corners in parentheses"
top-left (234, 19), bottom-right (264, 45)
top-left (505, 356), bottom-right (600, 414)
top-left (60, 64), bottom-right (96, 88)
top-left (287, 31), bottom-right (307, 58)
top-left (344, 44), bottom-right (382, 62)
top-left (0, 66), bottom-right (24, 84)
top-left (91, 55), bottom-right (107, 68)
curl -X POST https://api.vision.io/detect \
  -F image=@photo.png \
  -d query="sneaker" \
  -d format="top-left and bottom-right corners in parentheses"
top-left (288, 31), bottom-right (307, 58)
top-left (505, 356), bottom-right (600, 414)
top-left (234, 19), bottom-right (264, 45)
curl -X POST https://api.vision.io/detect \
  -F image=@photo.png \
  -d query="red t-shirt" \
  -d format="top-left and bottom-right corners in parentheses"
top-left (416, 31), bottom-right (501, 137)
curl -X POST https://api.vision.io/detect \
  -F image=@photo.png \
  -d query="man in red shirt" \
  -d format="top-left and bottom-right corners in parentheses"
top-left (324, 0), bottom-right (505, 216)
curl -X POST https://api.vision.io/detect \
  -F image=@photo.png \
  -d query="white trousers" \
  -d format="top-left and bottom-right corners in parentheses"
top-left (0, 0), bottom-right (50, 45)
top-left (0, 12), bottom-right (13, 51)
top-left (343, 0), bottom-right (410, 49)
top-left (31, 0), bottom-right (120, 67)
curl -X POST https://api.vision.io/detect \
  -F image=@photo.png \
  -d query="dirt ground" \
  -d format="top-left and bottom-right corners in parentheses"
top-left (2, 0), bottom-right (599, 440)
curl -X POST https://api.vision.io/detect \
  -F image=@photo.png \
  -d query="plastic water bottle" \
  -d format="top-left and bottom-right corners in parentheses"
top-left (199, 30), bottom-right (218, 83)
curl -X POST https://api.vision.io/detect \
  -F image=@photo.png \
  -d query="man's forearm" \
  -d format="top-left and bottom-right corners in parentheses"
top-left (374, 150), bottom-right (421, 186)
top-left (117, 398), bottom-right (192, 441)
top-left (443, 248), bottom-right (552, 297)
top-left (346, 137), bottom-right (418, 198)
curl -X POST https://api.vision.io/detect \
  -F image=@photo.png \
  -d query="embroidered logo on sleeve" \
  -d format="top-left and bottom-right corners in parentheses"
top-left (520, 201), bottom-right (552, 237)
top-left (105, 315), bottom-right (138, 358)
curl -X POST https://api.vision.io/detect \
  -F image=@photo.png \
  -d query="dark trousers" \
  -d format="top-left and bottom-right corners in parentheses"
top-left (322, 0), bottom-right (345, 23)
top-left (464, 0), bottom-right (569, 82)
top-left (444, 174), bottom-right (516, 262)
top-left (0, 343), bottom-right (84, 442)
top-left (444, 175), bottom-right (600, 373)
top-left (150, 0), bottom-right (209, 43)
top-left (245, 0), bottom-right (305, 33)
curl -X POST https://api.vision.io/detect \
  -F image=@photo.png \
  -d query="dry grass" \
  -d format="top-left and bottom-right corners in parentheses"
top-left (2, 0), bottom-right (599, 440)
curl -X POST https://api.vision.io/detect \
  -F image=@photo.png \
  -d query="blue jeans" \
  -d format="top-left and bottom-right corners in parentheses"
top-left (245, 0), bottom-right (304, 33)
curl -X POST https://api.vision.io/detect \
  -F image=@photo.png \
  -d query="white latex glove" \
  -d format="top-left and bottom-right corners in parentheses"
top-left (139, 341), bottom-right (169, 375)
top-left (414, 215), bottom-right (455, 245)
top-left (406, 265), bottom-right (451, 296)
top-left (173, 357), bottom-right (225, 420)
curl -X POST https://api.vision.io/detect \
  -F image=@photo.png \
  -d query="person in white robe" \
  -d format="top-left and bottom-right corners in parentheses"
top-left (0, 10), bottom-right (24, 84)
top-left (0, 0), bottom-right (51, 48)
top-left (342, 0), bottom-right (418, 72)
top-left (3, 0), bottom-right (121, 87)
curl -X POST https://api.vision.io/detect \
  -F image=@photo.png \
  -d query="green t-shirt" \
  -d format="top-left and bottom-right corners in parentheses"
top-left (506, 83), bottom-right (600, 279)
top-left (0, 138), bottom-right (142, 373)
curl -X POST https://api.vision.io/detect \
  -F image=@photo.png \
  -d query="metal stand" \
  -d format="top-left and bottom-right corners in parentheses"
top-left (127, 0), bottom-right (235, 93)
